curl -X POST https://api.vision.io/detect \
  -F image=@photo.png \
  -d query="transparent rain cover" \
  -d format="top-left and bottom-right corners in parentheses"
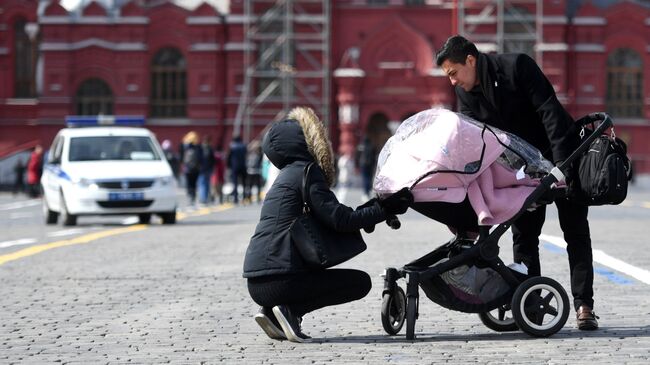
top-left (374, 108), bottom-right (553, 197)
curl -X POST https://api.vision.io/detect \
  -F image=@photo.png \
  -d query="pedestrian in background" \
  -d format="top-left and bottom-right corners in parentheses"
top-left (198, 135), bottom-right (215, 205)
top-left (180, 131), bottom-right (202, 205)
top-left (162, 139), bottom-right (180, 180)
top-left (27, 145), bottom-right (43, 198)
top-left (211, 144), bottom-right (226, 204)
top-left (356, 136), bottom-right (377, 201)
top-left (245, 140), bottom-right (264, 203)
top-left (243, 106), bottom-right (412, 342)
top-left (227, 135), bottom-right (247, 204)
top-left (12, 158), bottom-right (26, 196)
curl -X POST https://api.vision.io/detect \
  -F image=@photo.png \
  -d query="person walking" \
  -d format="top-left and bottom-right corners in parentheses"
top-left (26, 145), bottom-right (43, 198)
top-left (211, 144), bottom-right (226, 204)
top-left (198, 135), bottom-right (215, 205)
top-left (244, 141), bottom-right (264, 203)
top-left (436, 35), bottom-right (598, 330)
top-left (356, 136), bottom-right (377, 201)
top-left (243, 106), bottom-right (412, 342)
top-left (227, 135), bottom-right (247, 204)
top-left (161, 139), bottom-right (180, 181)
top-left (180, 131), bottom-right (202, 205)
top-left (12, 158), bottom-right (26, 195)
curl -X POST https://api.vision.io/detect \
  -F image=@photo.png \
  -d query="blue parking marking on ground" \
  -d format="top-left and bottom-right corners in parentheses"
top-left (593, 267), bottom-right (634, 285)
top-left (542, 243), bottom-right (635, 285)
top-left (542, 243), bottom-right (565, 254)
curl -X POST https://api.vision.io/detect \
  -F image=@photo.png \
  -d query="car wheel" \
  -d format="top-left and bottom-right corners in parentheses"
top-left (138, 213), bottom-right (152, 224)
top-left (60, 191), bottom-right (77, 226)
top-left (43, 198), bottom-right (59, 225)
top-left (160, 211), bottom-right (176, 224)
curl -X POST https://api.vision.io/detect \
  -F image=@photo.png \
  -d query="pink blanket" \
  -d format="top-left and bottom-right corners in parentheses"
top-left (374, 109), bottom-right (551, 225)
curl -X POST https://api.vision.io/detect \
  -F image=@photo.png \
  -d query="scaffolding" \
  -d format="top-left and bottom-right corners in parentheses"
top-left (457, 0), bottom-right (543, 63)
top-left (234, 0), bottom-right (331, 142)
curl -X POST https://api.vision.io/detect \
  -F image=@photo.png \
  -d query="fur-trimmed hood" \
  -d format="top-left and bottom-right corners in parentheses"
top-left (262, 107), bottom-right (336, 186)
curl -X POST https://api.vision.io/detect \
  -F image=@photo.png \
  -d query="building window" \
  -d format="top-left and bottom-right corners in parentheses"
top-left (14, 18), bottom-right (37, 98)
top-left (75, 78), bottom-right (113, 115)
top-left (150, 48), bottom-right (187, 117)
top-left (503, 6), bottom-right (535, 58)
top-left (606, 48), bottom-right (643, 118)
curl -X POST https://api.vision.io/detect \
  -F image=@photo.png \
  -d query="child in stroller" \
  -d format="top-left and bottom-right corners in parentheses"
top-left (375, 108), bottom-right (613, 339)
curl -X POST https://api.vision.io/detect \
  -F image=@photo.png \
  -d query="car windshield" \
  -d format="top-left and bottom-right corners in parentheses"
top-left (68, 136), bottom-right (161, 162)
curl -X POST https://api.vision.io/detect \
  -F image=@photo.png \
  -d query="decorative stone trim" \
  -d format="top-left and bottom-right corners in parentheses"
top-left (41, 39), bottom-right (147, 51)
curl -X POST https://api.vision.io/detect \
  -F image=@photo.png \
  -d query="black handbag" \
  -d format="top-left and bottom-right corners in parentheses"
top-left (290, 162), bottom-right (367, 269)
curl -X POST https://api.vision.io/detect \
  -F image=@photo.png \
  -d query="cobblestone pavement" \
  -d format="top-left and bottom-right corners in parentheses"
top-left (0, 187), bottom-right (649, 364)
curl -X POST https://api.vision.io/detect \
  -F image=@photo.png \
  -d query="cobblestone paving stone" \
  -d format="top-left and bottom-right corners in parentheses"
top-left (0, 189), bottom-right (649, 364)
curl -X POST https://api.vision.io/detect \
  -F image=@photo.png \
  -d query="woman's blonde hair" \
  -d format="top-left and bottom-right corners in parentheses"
top-left (287, 106), bottom-right (335, 186)
top-left (182, 131), bottom-right (199, 145)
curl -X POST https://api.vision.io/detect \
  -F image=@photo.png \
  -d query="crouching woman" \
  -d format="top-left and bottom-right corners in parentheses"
top-left (243, 107), bottom-right (409, 342)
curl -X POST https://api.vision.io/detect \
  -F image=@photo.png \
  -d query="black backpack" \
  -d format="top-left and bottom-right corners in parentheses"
top-left (572, 127), bottom-right (632, 206)
top-left (183, 146), bottom-right (200, 172)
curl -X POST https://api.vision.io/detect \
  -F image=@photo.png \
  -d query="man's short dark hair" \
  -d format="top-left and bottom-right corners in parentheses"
top-left (435, 35), bottom-right (479, 67)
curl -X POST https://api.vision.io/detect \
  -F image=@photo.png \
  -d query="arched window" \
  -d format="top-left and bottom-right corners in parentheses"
top-left (150, 48), bottom-right (187, 117)
top-left (75, 78), bottom-right (114, 115)
top-left (14, 18), bottom-right (37, 98)
top-left (606, 48), bottom-right (644, 118)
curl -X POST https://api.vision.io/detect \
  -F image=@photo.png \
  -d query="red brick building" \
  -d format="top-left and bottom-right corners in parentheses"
top-left (1, 0), bottom-right (650, 174)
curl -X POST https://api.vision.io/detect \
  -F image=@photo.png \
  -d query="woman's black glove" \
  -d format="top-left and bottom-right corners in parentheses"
top-left (379, 188), bottom-right (413, 215)
top-left (356, 198), bottom-right (379, 233)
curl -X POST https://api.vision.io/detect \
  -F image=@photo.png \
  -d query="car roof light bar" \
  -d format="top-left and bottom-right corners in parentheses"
top-left (65, 115), bottom-right (145, 127)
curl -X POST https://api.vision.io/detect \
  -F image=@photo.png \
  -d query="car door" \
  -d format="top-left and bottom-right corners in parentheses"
top-left (42, 135), bottom-right (65, 211)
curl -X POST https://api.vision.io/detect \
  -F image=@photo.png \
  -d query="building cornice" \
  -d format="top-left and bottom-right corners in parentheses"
top-left (39, 16), bottom-right (149, 25)
top-left (542, 16), bottom-right (568, 25)
top-left (428, 68), bottom-right (447, 77)
top-left (536, 43), bottom-right (605, 53)
top-left (187, 16), bottom-right (222, 25)
top-left (224, 42), bottom-right (255, 51)
top-left (536, 43), bottom-right (569, 52)
top-left (189, 43), bottom-right (221, 52)
top-left (41, 39), bottom-right (147, 52)
top-left (573, 17), bottom-right (606, 25)
top-left (333, 68), bottom-right (365, 77)
top-left (574, 43), bottom-right (605, 52)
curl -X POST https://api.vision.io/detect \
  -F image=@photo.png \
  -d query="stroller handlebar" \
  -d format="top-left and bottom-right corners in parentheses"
top-left (575, 112), bottom-right (612, 129)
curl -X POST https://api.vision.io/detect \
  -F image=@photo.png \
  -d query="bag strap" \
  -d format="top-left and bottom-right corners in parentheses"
top-left (301, 162), bottom-right (314, 213)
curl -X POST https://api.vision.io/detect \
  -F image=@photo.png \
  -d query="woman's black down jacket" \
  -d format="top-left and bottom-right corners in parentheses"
top-left (242, 119), bottom-right (386, 278)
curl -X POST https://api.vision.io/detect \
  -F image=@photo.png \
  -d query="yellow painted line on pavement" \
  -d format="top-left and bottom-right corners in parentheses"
top-left (642, 202), bottom-right (650, 209)
top-left (0, 203), bottom-right (236, 266)
top-left (0, 225), bottom-right (147, 266)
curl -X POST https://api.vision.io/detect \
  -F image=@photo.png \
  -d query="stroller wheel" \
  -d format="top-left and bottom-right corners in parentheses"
top-left (478, 305), bottom-right (518, 332)
top-left (511, 276), bottom-right (570, 337)
top-left (381, 286), bottom-right (406, 335)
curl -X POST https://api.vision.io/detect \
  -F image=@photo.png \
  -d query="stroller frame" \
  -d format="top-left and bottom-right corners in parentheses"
top-left (380, 113), bottom-right (614, 340)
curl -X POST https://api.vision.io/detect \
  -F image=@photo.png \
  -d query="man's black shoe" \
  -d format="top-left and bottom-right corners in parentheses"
top-left (272, 305), bottom-right (310, 343)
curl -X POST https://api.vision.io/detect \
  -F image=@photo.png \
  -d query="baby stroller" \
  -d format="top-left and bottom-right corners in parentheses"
top-left (375, 109), bottom-right (614, 339)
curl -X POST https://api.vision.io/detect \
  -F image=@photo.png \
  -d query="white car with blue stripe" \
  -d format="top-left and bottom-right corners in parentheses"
top-left (41, 117), bottom-right (177, 225)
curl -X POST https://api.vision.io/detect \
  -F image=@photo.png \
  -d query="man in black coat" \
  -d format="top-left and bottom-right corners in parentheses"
top-left (436, 35), bottom-right (598, 330)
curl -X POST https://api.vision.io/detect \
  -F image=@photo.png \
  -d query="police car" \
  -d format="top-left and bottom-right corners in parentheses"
top-left (41, 116), bottom-right (177, 226)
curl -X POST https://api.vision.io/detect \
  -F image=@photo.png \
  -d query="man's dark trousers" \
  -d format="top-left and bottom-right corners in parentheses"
top-left (511, 198), bottom-right (593, 311)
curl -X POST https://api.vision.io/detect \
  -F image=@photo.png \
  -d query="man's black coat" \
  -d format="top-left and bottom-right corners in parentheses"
top-left (456, 52), bottom-right (579, 164)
